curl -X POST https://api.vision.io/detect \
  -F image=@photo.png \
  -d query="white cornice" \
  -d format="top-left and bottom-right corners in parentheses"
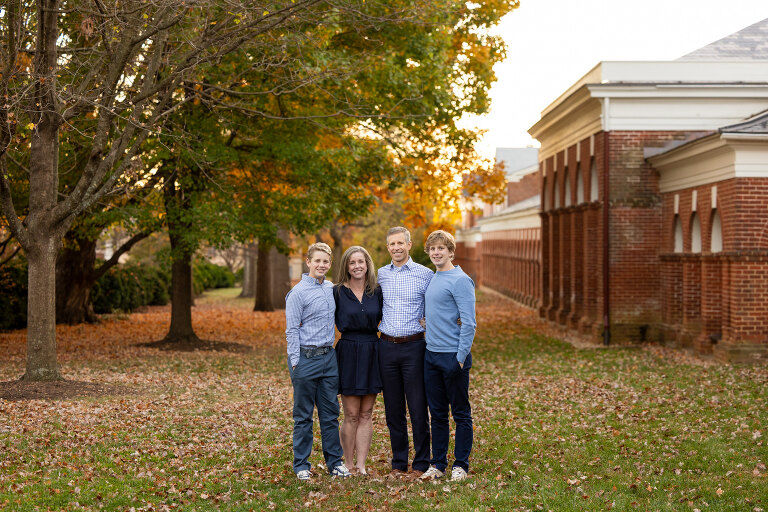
top-left (649, 134), bottom-right (768, 192)
top-left (530, 60), bottom-right (768, 160)
top-left (477, 206), bottom-right (541, 232)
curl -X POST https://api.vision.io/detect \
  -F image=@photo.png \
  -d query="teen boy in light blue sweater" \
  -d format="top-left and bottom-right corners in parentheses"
top-left (419, 230), bottom-right (477, 482)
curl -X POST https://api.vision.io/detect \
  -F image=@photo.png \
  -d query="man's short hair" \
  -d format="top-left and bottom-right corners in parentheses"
top-left (424, 230), bottom-right (456, 259)
top-left (386, 226), bottom-right (411, 244)
top-left (306, 242), bottom-right (333, 260)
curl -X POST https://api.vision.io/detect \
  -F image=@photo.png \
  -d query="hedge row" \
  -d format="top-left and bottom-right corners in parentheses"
top-left (0, 259), bottom-right (235, 330)
top-left (193, 260), bottom-right (235, 294)
top-left (0, 259), bottom-right (28, 331)
top-left (91, 264), bottom-right (171, 314)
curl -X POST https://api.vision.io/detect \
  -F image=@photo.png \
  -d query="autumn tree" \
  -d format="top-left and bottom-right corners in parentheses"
top-left (0, 0), bottom-right (432, 380)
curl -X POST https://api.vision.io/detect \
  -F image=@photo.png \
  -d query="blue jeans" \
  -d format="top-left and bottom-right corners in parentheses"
top-left (288, 348), bottom-right (343, 474)
top-left (424, 350), bottom-right (473, 472)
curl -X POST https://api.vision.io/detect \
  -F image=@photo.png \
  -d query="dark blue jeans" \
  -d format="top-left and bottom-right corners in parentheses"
top-left (424, 350), bottom-right (473, 473)
top-left (378, 339), bottom-right (431, 472)
top-left (288, 348), bottom-right (343, 474)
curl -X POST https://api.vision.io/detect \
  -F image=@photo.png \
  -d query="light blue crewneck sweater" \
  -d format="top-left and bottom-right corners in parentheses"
top-left (424, 265), bottom-right (476, 364)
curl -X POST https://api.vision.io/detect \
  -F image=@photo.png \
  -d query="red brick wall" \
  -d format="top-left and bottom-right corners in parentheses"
top-left (480, 228), bottom-right (541, 308)
top-left (539, 130), bottom-right (706, 342)
top-left (660, 177), bottom-right (768, 354)
top-left (454, 241), bottom-right (482, 286)
top-left (508, 172), bottom-right (541, 205)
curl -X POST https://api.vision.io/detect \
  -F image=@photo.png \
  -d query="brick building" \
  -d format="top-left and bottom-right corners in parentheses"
top-left (458, 18), bottom-right (768, 362)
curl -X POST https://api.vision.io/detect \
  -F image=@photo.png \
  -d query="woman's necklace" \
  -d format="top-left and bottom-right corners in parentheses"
top-left (347, 281), bottom-right (365, 303)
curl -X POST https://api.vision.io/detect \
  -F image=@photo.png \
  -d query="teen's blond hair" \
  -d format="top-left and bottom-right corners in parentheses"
top-left (306, 242), bottom-right (333, 260)
top-left (424, 230), bottom-right (456, 260)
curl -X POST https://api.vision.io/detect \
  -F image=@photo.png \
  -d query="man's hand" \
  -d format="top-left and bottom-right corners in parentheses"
top-left (419, 317), bottom-right (426, 328)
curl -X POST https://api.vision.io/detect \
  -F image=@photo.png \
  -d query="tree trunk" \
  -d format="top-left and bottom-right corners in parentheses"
top-left (23, 0), bottom-right (63, 380)
top-left (270, 246), bottom-right (291, 308)
top-left (239, 242), bottom-right (257, 298)
top-left (56, 237), bottom-right (99, 325)
top-left (24, 235), bottom-right (62, 381)
top-left (254, 241), bottom-right (273, 311)
top-left (329, 221), bottom-right (344, 282)
top-left (165, 255), bottom-right (198, 342)
top-left (162, 166), bottom-right (200, 343)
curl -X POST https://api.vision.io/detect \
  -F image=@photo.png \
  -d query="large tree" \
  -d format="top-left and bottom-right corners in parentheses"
top-left (0, 0), bottom-right (427, 380)
top-left (0, 0), bottom-right (519, 379)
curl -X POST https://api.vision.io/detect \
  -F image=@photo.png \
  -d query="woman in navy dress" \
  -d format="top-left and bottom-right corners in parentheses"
top-left (334, 245), bottom-right (383, 475)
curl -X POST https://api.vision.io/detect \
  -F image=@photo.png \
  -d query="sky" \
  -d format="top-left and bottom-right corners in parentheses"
top-left (471, 0), bottom-right (768, 158)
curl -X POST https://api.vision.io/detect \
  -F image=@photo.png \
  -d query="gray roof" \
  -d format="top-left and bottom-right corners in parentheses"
top-left (678, 18), bottom-right (768, 61)
top-left (495, 147), bottom-right (539, 177)
top-left (646, 109), bottom-right (768, 159)
top-left (720, 109), bottom-right (768, 133)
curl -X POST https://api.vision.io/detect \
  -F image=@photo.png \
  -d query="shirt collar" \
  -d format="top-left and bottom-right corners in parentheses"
top-left (301, 273), bottom-right (327, 285)
top-left (389, 257), bottom-right (414, 271)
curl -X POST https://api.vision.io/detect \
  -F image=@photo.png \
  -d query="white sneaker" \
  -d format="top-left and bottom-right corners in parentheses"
top-left (450, 467), bottom-right (468, 481)
top-left (296, 469), bottom-right (312, 481)
top-left (419, 466), bottom-right (445, 480)
top-left (331, 464), bottom-right (352, 478)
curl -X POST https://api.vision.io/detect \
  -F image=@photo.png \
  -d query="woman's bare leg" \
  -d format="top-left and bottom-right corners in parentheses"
top-left (340, 395), bottom-right (361, 470)
top-left (354, 394), bottom-right (377, 474)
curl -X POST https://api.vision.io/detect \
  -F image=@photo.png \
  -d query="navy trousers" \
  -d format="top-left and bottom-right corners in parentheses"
top-left (288, 349), bottom-right (343, 474)
top-left (378, 338), bottom-right (431, 472)
top-left (424, 350), bottom-right (473, 473)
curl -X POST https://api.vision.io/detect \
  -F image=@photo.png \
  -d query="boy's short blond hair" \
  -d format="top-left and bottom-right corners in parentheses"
top-left (306, 242), bottom-right (333, 260)
top-left (424, 230), bottom-right (456, 260)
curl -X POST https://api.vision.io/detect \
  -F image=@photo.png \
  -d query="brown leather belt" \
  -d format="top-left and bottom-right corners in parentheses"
top-left (380, 332), bottom-right (425, 344)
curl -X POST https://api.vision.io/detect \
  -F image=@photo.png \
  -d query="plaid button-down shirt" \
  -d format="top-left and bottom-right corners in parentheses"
top-left (378, 257), bottom-right (433, 337)
top-left (285, 273), bottom-right (335, 367)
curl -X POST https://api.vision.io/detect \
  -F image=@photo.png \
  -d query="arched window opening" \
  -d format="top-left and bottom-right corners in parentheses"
top-left (711, 210), bottom-right (723, 253)
top-left (554, 173), bottom-right (560, 209)
top-left (576, 164), bottom-right (584, 204)
top-left (674, 215), bottom-right (683, 253)
top-left (691, 213), bottom-right (702, 253)
top-left (590, 159), bottom-right (598, 201)
top-left (564, 168), bottom-right (571, 207)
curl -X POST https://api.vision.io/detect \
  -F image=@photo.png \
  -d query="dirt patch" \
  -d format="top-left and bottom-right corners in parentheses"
top-left (138, 338), bottom-right (253, 353)
top-left (0, 380), bottom-right (130, 401)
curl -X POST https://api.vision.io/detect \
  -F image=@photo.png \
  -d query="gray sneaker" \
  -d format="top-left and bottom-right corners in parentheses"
top-left (296, 469), bottom-right (312, 481)
top-left (450, 467), bottom-right (468, 481)
top-left (331, 464), bottom-right (352, 478)
top-left (419, 466), bottom-right (445, 480)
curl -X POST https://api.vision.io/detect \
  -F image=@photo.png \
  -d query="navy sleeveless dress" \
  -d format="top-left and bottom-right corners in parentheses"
top-left (334, 285), bottom-right (383, 396)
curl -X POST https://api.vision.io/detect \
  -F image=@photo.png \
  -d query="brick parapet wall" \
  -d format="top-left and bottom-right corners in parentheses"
top-left (508, 172), bottom-right (541, 205)
top-left (479, 228), bottom-right (541, 308)
top-left (660, 177), bottom-right (768, 359)
top-left (454, 241), bottom-right (482, 287)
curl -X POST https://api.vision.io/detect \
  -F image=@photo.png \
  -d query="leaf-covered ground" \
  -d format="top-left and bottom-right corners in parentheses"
top-left (0, 289), bottom-right (766, 511)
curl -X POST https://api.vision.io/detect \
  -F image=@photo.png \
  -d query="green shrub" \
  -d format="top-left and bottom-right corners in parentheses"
top-left (92, 263), bottom-right (170, 314)
top-left (0, 257), bottom-right (28, 331)
top-left (193, 260), bottom-right (234, 293)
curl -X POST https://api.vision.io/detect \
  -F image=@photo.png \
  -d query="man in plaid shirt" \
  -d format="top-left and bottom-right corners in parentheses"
top-left (377, 227), bottom-right (434, 477)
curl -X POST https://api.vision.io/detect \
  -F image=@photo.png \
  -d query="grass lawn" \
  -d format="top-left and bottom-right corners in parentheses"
top-left (0, 290), bottom-right (765, 511)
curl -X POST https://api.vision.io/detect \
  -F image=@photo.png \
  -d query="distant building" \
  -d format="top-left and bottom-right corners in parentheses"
top-left (455, 147), bottom-right (541, 307)
top-left (458, 18), bottom-right (768, 362)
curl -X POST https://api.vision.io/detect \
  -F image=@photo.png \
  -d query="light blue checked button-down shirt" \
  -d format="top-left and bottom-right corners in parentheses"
top-left (285, 273), bottom-right (336, 367)
top-left (378, 257), bottom-right (434, 337)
